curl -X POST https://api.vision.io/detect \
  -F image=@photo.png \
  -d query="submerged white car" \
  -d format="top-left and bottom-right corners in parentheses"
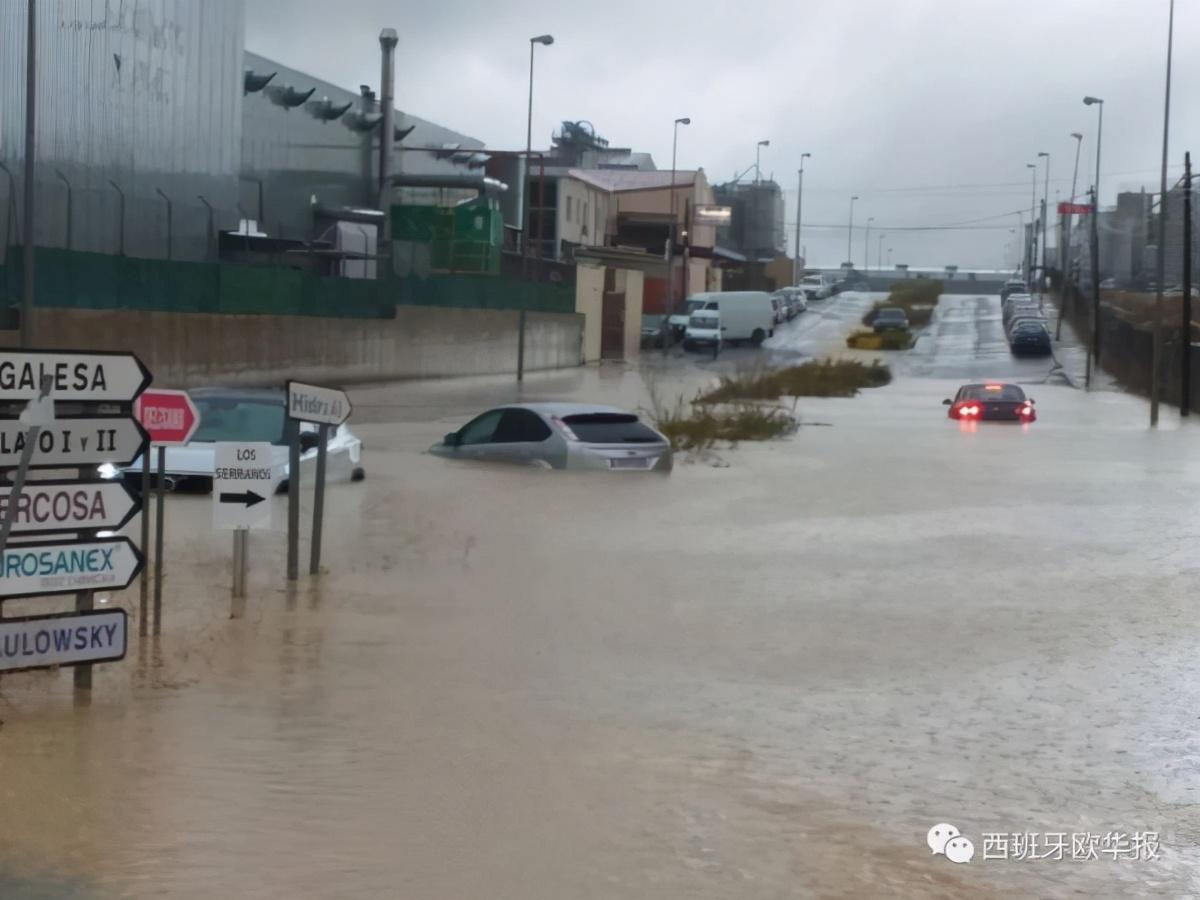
top-left (100, 387), bottom-right (365, 492)
top-left (430, 403), bottom-right (672, 471)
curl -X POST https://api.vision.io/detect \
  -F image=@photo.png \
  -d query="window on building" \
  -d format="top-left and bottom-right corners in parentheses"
top-left (566, 196), bottom-right (573, 222)
top-left (583, 201), bottom-right (588, 228)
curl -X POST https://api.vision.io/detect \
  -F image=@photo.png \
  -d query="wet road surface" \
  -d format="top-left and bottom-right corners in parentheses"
top-left (1, 294), bottom-right (1197, 897)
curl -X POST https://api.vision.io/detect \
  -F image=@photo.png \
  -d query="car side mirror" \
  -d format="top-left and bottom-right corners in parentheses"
top-left (299, 432), bottom-right (320, 452)
top-left (444, 432), bottom-right (460, 447)
top-left (1028, 398), bottom-right (1036, 405)
top-left (942, 398), bottom-right (952, 405)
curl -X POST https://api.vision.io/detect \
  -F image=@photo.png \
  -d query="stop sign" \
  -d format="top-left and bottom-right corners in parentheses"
top-left (135, 389), bottom-right (200, 446)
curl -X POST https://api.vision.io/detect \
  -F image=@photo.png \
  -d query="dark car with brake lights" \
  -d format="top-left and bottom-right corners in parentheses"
top-left (943, 383), bottom-right (1037, 422)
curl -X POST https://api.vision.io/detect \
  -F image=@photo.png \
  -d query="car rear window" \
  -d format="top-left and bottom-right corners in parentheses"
top-left (961, 385), bottom-right (1026, 401)
top-left (562, 413), bottom-right (661, 444)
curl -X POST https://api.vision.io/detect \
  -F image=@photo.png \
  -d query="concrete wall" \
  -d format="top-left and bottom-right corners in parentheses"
top-left (576, 264), bottom-right (605, 362)
top-left (18, 307), bottom-right (582, 389)
top-left (621, 269), bottom-right (645, 361)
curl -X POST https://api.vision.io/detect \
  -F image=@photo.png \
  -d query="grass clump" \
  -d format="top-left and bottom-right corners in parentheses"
top-left (699, 359), bottom-right (891, 403)
top-left (653, 399), bottom-right (796, 450)
top-left (862, 278), bottom-right (942, 329)
top-left (846, 329), bottom-right (913, 350)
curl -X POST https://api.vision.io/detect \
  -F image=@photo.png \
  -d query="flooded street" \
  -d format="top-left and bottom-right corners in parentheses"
top-left (2, 294), bottom-right (1199, 897)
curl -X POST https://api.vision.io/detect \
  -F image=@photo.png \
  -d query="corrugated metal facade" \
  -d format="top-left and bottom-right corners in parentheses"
top-left (0, 0), bottom-right (244, 262)
top-left (0, 2), bottom-right (484, 266)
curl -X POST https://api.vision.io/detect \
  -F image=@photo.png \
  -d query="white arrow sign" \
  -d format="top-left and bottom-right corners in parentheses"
top-left (0, 609), bottom-right (127, 673)
top-left (0, 537), bottom-right (145, 600)
top-left (213, 442), bottom-right (278, 530)
top-left (0, 480), bottom-right (141, 534)
top-left (0, 350), bottom-right (151, 402)
top-left (287, 381), bottom-right (351, 426)
top-left (0, 417), bottom-right (149, 469)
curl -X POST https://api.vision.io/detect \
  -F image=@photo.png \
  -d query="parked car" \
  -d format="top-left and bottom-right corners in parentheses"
top-left (640, 315), bottom-right (667, 348)
top-left (770, 295), bottom-right (787, 325)
top-left (1006, 313), bottom-right (1047, 336)
top-left (430, 403), bottom-right (672, 472)
top-left (1002, 302), bottom-right (1041, 326)
top-left (1099, 277), bottom-right (1118, 290)
top-left (668, 298), bottom-right (717, 338)
top-left (683, 292), bottom-right (775, 345)
top-left (872, 307), bottom-right (910, 333)
top-left (800, 273), bottom-right (834, 301)
top-left (99, 387), bottom-right (365, 493)
top-left (1008, 321), bottom-right (1053, 356)
top-left (683, 310), bottom-right (721, 356)
top-left (772, 288), bottom-right (806, 319)
top-left (999, 280), bottom-right (1029, 301)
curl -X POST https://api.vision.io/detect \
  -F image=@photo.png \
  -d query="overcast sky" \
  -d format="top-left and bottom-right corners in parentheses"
top-left (247, 0), bottom-right (1199, 270)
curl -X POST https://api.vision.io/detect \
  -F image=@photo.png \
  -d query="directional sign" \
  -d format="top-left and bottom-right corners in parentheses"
top-left (0, 608), bottom-right (127, 674)
top-left (0, 350), bottom-right (150, 402)
top-left (1058, 201), bottom-right (1094, 216)
top-left (287, 381), bottom-right (351, 426)
top-left (136, 389), bottom-right (200, 446)
top-left (0, 537), bottom-right (144, 600)
top-left (0, 479), bottom-right (141, 535)
top-left (0, 417), bottom-right (148, 469)
top-left (214, 442), bottom-right (278, 530)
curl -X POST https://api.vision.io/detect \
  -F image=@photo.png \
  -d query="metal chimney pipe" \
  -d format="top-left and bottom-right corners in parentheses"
top-left (378, 29), bottom-right (398, 196)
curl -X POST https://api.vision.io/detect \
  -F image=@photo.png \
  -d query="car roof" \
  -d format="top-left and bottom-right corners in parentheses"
top-left (189, 386), bottom-right (284, 404)
top-left (492, 402), bottom-right (639, 418)
top-left (960, 382), bottom-right (1021, 390)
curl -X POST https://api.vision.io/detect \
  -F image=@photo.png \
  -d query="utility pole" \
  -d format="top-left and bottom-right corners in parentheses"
top-left (1150, 0), bottom-right (1174, 428)
top-left (847, 196), bottom-right (858, 266)
top-left (793, 153), bottom-right (809, 285)
top-left (1087, 186), bottom-right (1100, 389)
top-left (1182, 151), bottom-right (1192, 416)
top-left (21, 0), bottom-right (36, 348)
top-left (1038, 152), bottom-right (1050, 291)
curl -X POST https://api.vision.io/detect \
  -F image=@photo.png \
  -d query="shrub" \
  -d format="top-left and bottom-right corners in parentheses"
top-left (863, 279), bottom-right (942, 328)
top-left (699, 359), bottom-right (891, 402)
top-left (651, 395), bottom-right (795, 450)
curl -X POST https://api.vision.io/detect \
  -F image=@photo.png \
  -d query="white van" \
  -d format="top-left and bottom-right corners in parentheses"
top-left (683, 291), bottom-right (775, 345)
top-left (668, 297), bottom-right (717, 336)
top-left (800, 273), bottom-right (835, 301)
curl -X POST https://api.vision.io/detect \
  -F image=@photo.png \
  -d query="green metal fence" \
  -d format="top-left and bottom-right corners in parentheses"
top-left (0, 248), bottom-right (574, 318)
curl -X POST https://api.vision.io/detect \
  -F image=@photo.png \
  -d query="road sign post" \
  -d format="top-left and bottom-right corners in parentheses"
top-left (285, 381), bottom-right (351, 582)
top-left (139, 451), bottom-right (150, 636)
top-left (153, 447), bottom-right (165, 635)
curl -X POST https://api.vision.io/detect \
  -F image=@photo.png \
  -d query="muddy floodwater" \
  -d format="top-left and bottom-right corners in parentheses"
top-left (2, 295), bottom-right (1200, 897)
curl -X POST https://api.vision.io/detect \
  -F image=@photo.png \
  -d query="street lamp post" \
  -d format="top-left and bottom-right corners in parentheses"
top-left (887, 247), bottom-right (893, 268)
top-left (864, 217), bottom-right (874, 275)
top-left (1057, 133), bottom-right (1084, 340)
top-left (1038, 151), bottom-right (1050, 293)
top-left (1150, 0), bottom-right (1175, 427)
top-left (1083, 96), bottom-right (1104, 389)
top-left (664, 116), bottom-right (691, 355)
top-left (847, 196), bottom-right (858, 266)
top-left (793, 152), bottom-right (810, 285)
top-left (1026, 163), bottom-right (1037, 287)
top-left (878, 233), bottom-right (885, 273)
top-left (20, 0), bottom-right (36, 347)
top-left (524, 34), bottom-right (553, 270)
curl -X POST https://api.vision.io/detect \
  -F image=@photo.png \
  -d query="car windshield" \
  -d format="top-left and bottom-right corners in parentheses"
top-left (877, 309), bottom-right (906, 318)
top-left (190, 396), bottom-right (286, 444)
top-left (961, 384), bottom-right (1026, 401)
top-left (689, 315), bottom-right (718, 328)
top-left (561, 413), bottom-right (662, 444)
top-left (802, 276), bottom-right (821, 285)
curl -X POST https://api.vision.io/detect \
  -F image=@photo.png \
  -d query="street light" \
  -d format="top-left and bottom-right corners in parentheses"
top-left (524, 34), bottom-right (554, 265)
top-left (1038, 151), bottom-right (1050, 295)
top-left (1083, 96), bottom-right (1104, 391)
top-left (1026, 163), bottom-right (1037, 285)
top-left (887, 247), bottom-right (893, 267)
top-left (664, 116), bottom-right (691, 354)
top-left (1150, 0), bottom-right (1175, 427)
top-left (847, 196), bottom-right (859, 266)
top-left (755, 139), bottom-right (769, 183)
top-left (878, 232), bottom-right (885, 272)
top-left (864, 217), bottom-right (874, 275)
top-left (794, 152), bottom-right (811, 285)
top-left (1057, 132), bottom-right (1085, 340)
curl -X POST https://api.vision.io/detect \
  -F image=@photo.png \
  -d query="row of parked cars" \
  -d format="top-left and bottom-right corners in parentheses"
top-left (1000, 280), bottom-right (1052, 356)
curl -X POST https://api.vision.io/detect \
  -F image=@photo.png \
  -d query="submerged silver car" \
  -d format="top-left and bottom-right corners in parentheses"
top-left (430, 403), bottom-right (672, 471)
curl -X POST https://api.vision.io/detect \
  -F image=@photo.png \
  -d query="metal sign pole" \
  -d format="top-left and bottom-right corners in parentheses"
top-left (74, 466), bottom-right (94, 692)
top-left (0, 374), bottom-right (53, 553)
top-left (286, 418), bottom-right (300, 581)
top-left (231, 528), bottom-right (247, 618)
top-left (139, 450), bottom-right (150, 636)
top-left (152, 446), bottom-right (165, 634)
top-left (309, 424), bottom-right (329, 576)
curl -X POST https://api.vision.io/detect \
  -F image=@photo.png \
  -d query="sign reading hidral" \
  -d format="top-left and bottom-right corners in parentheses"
top-left (0, 537), bottom-right (145, 600)
top-left (0, 609), bottom-right (127, 673)
top-left (286, 381), bottom-right (351, 426)
top-left (213, 442), bottom-right (277, 530)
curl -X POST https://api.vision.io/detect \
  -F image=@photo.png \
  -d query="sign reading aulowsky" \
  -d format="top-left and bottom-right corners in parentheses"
top-left (0, 418), bottom-right (148, 469)
top-left (286, 381), bottom-right (351, 426)
top-left (0, 479), bottom-right (141, 535)
top-left (0, 537), bottom-right (144, 600)
top-left (135, 389), bottom-right (200, 446)
top-left (0, 609), bottom-right (127, 674)
top-left (213, 442), bottom-right (278, 530)
top-left (0, 350), bottom-right (151, 402)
